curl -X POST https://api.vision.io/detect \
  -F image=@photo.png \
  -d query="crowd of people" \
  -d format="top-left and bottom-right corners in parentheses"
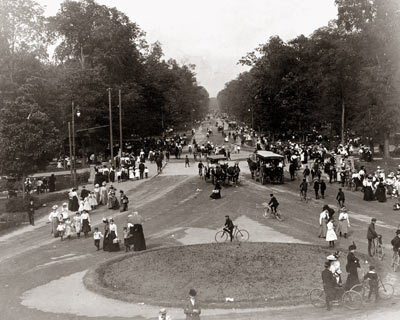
top-left (46, 180), bottom-right (146, 253)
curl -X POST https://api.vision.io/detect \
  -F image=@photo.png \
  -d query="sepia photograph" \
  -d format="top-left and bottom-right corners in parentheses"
top-left (0, 0), bottom-right (399, 319)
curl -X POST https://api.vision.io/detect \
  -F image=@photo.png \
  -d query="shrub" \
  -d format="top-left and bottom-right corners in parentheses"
top-left (5, 192), bottom-right (69, 213)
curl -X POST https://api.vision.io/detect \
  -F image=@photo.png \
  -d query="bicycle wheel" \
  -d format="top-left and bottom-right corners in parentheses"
top-left (276, 210), bottom-right (284, 221)
top-left (342, 290), bottom-right (363, 310)
top-left (215, 231), bottom-right (228, 243)
top-left (236, 229), bottom-right (249, 241)
top-left (309, 288), bottom-right (325, 308)
top-left (350, 284), bottom-right (366, 298)
top-left (379, 283), bottom-right (394, 300)
top-left (376, 245), bottom-right (384, 260)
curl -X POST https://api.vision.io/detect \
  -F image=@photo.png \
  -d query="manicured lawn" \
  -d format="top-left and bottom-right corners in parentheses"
top-left (93, 242), bottom-right (369, 308)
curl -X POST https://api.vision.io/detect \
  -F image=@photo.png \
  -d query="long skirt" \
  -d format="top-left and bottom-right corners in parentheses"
top-left (210, 190), bottom-right (221, 199)
top-left (326, 229), bottom-right (337, 242)
top-left (337, 220), bottom-right (349, 235)
top-left (319, 221), bottom-right (328, 238)
top-left (51, 217), bottom-right (59, 237)
top-left (82, 218), bottom-right (90, 234)
top-left (132, 224), bottom-right (146, 251)
top-left (70, 196), bottom-right (79, 211)
top-left (345, 272), bottom-right (360, 291)
top-left (375, 186), bottom-right (386, 202)
top-left (103, 233), bottom-right (109, 251)
top-left (108, 231), bottom-right (120, 252)
top-left (363, 186), bottom-right (375, 201)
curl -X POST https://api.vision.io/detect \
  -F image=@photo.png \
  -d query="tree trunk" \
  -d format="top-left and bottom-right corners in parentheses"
top-left (22, 173), bottom-right (25, 200)
top-left (384, 131), bottom-right (390, 159)
top-left (341, 98), bottom-right (345, 145)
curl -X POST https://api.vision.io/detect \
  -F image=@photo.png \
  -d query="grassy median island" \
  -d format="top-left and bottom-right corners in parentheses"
top-left (87, 242), bottom-right (350, 308)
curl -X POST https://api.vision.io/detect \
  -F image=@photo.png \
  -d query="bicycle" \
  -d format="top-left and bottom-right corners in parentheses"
top-left (262, 204), bottom-right (284, 221)
top-left (215, 225), bottom-right (250, 242)
top-left (309, 286), bottom-right (363, 310)
top-left (351, 278), bottom-right (394, 301)
top-left (391, 249), bottom-right (400, 272)
top-left (371, 235), bottom-right (384, 260)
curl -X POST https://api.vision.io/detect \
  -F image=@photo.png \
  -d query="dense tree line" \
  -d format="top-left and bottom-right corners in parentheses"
top-left (0, 0), bottom-right (209, 177)
top-left (217, 0), bottom-right (399, 157)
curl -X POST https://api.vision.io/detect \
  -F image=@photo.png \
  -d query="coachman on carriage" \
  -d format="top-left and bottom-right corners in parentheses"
top-left (247, 151), bottom-right (284, 184)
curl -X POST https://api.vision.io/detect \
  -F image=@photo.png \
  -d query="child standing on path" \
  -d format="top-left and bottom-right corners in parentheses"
top-left (57, 221), bottom-right (66, 241)
top-left (93, 228), bottom-right (103, 251)
top-left (123, 227), bottom-right (130, 252)
top-left (364, 266), bottom-right (380, 302)
top-left (185, 155), bottom-right (190, 167)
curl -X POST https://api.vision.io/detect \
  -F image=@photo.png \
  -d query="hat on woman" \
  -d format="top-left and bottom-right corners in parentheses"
top-left (52, 205), bottom-right (58, 210)
top-left (326, 255), bottom-right (337, 261)
top-left (396, 229), bottom-right (400, 235)
top-left (102, 181), bottom-right (106, 186)
top-left (95, 184), bottom-right (99, 187)
top-left (62, 202), bottom-right (68, 206)
top-left (159, 308), bottom-right (167, 315)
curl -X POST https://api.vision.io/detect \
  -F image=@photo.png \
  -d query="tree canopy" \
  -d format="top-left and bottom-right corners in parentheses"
top-left (218, 0), bottom-right (400, 156)
top-left (0, 0), bottom-right (209, 176)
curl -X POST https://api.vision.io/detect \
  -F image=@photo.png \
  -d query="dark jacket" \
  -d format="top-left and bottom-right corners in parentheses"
top-left (322, 268), bottom-right (337, 289)
top-left (346, 252), bottom-right (360, 274)
top-left (81, 188), bottom-right (90, 199)
top-left (184, 299), bottom-right (201, 320)
top-left (336, 191), bottom-right (345, 201)
top-left (367, 223), bottom-right (378, 240)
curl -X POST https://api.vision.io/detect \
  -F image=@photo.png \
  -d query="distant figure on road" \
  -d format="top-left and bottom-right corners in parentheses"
top-left (27, 199), bottom-right (35, 226)
top-left (336, 188), bottom-right (345, 207)
top-left (185, 155), bottom-right (190, 167)
top-left (198, 161), bottom-right (204, 176)
top-left (210, 181), bottom-right (221, 199)
top-left (49, 173), bottom-right (56, 192)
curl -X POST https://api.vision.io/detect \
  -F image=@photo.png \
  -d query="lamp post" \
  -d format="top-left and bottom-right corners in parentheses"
top-left (108, 88), bottom-right (115, 167)
top-left (71, 101), bottom-right (80, 188)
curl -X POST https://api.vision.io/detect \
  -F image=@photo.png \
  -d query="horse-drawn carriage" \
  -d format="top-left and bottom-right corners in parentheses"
top-left (247, 151), bottom-right (284, 184)
top-left (205, 155), bottom-right (240, 186)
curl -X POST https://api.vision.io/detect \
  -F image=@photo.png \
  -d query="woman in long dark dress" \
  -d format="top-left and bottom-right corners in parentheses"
top-left (49, 174), bottom-right (56, 192)
top-left (103, 218), bottom-right (110, 251)
top-left (363, 176), bottom-right (375, 201)
top-left (69, 188), bottom-right (80, 211)
top-left (375, 180), bottom-right (386, 202)
top-left (108, 219), bottom-right (120, 252)
top-left (132, 224), bottom-right (146, 251)
top-left (210, 181), bottom-right (222, 199)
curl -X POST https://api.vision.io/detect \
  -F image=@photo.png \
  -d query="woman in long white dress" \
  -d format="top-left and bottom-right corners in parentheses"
top-left (326, 218), bottom-right (337, 248)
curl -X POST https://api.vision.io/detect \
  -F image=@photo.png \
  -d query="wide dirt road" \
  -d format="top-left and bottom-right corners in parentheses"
top-left (1, 123), bottom-right (400, 319)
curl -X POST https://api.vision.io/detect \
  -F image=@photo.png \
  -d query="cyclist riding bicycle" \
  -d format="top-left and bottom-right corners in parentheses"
top-left (390, 229), bottom-right (400, 263)
top-left (268, 193), bottom-right (279, 214)
top-left (300, 178), bottom-right (308, 199)
top-left (223, 215), bottom-right (234, 242)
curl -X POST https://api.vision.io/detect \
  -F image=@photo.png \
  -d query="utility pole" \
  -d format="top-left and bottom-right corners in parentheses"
top-left (119, 89), bottom-right (122, 158)
top-left (71, 101), bottom-right (77, 188)
top-left (108, 88), bottom-right (114, 166)
top-left (68, 122), bottom-right (73, 186)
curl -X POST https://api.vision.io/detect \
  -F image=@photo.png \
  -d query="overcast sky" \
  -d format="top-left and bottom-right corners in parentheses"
top-left (38, 0), bottom-right (338, 97)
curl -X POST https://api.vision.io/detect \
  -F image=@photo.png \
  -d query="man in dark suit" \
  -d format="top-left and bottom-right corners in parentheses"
top-left (367, 218), bottom-right (379, 257)
top-left (184, 289), bottom-right (201, 319)
top-left (322, 261), bottom-right (339, 311)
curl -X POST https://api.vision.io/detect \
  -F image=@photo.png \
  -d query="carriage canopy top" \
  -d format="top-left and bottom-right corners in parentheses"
top-left (207, 155), bottom-right (228, 164)
top-left (256, 151), bottom-right (284, 160)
